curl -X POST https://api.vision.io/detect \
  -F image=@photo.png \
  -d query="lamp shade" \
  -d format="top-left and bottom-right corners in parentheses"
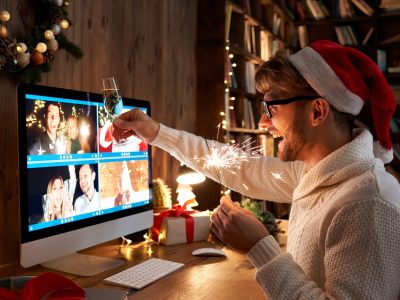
top-left (176, 171), bottom-right (206, 185)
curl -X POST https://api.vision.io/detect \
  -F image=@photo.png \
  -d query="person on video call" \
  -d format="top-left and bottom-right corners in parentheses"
top-left (43, 165), bottom-right (76, 221)
top-left (112, 40), bottom-right (400, 299)
top-left (74, 164), bottom-right (100, 214)
top-left (65, 115), bottom-right (90, 154)
top-left (29, 102), bottom-right (66, 155)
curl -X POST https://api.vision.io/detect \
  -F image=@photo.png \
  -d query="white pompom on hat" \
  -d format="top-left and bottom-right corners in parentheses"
top-left (288, 40), bottom-right (396, 163)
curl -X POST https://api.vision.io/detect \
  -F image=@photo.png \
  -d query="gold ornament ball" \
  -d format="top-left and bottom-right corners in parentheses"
top-left (16, 42), bottom-right (27, 53)
top-left (0, 24), bottom-right (8, 39)
top-left (0, 10), bottom-right (10, 22)
top-left (36, 42), bottom-right (47, 53)
top-left (31, 51), bottom-right (45, 65)
top-left (44, 30), bottom-right (55, 40)
top-left (59, 19), bottom-right (69, 29)
top-left (47, 39), bottom-right (59, 52)
top-left (16, 52), bottom-right (30, 68)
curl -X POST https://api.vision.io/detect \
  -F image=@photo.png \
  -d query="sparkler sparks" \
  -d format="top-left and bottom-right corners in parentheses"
top-left (194, 124), bottom-right (262, 184)
top-left (271, 172), bottom-right (284, 181)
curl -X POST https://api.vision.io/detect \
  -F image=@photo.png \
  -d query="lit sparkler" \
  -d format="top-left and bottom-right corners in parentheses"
top-left (194, 124), bottom-right (262, 186)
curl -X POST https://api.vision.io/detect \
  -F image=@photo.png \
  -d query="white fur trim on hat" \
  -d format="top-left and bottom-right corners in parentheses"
top-left (373, 141), bottom-right (393, 164)
top-left (288, 47), bottom-right (364, 115)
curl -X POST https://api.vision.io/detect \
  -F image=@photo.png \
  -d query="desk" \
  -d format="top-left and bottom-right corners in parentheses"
top-left (0, 239), bottom-right (265, 300)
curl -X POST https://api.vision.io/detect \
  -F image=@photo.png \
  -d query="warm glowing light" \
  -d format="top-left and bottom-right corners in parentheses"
top-left (59, 19), bottom-right (69, 29)
top-left (232, 63), bottom-right (237, 67)
top-left (44, 30), bottom-right (55, 40)
top-left (220, 111), bottom-right (225, 116)
top-left (120, 236), bottom-right (132, 247)
top-left (80, 123), bottom-right (90, 137)
top-left (225, 88), bottom-right (229, 93)
top-left (224, 80), bottom-right (228, 84)
top-left (271, 172), bottom-right (284, 181)
top-left (228, 72), bottom-right (232, 75)
top-left (225, 46), bottom-right (229, 50)
top-left (242, 183), bottom-right (249, 190)
top-left (16, 43), bottom-right (27, 53)
top-left (230, 96), bottom-right (235, 100)
top-left (229, 106), bottom-right (234, 110)
top-left (228, 54), bottom-right (234, 58)
top-left (36, 42), bottom-right (47, 53)
top-left (176, 172), bottom-right (206, 185)
top-left (147, 247), bottom-right (153, 255)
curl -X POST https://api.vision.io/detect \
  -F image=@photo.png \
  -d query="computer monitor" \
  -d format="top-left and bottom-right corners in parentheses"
top-left (18, 83), bottom-right (153, 275)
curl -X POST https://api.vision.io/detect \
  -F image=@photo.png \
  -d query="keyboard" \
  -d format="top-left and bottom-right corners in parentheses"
top-left (104, 258), bottom-right (184, 289)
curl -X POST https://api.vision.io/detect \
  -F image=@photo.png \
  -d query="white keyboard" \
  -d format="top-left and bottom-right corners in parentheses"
top-left (104, 258), bottom-right (184, 289)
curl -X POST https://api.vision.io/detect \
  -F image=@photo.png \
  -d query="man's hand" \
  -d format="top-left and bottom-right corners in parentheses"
top-left (211, 196), bottom-right (269, 253)
top-left (112, 108), bottom-right (160, 143)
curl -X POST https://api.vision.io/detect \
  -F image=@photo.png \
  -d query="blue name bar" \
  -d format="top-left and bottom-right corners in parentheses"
top-left (28, 200), bottom-right (150, 232)
top-left (27, 152), bottom-right (148, 168)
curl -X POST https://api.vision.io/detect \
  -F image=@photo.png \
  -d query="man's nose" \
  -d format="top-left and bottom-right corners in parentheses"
top-left (258, 114), bottom-right (272, 129)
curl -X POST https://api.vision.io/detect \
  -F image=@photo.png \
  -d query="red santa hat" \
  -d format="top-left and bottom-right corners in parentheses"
top-left (288, 40), bottom-right (396, 163)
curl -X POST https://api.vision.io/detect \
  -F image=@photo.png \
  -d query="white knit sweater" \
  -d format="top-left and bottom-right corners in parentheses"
top-left (152, 125), bottom-right (400, 299)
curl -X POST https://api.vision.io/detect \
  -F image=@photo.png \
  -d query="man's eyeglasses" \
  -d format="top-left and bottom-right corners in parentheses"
top-left (261, 95), bottom-right (320, 119)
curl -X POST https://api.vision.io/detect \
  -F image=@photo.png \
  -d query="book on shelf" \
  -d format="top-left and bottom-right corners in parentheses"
top-left (260, 30), bottom-right (273, 61)
top-left (362, 27), bottom-right (374, 45)
top-left (242, 97), bottom-right (256, 129)
top-left (377, 49), bottom-right (387, 73)
top-left (258, 134), bottom-right (275, 157)
top-left (339, 0), bottom-right (355, 18)
top-left (294, 0), bottom-right (307, 21)
top-left (388, 66), bottom-right (400, 74)
top-left (349, 0), bottom-right (374, 16)
top-left (272, 13), bottom-right (282, 36)
top-left (298, 25), bottom-right (309, 48)
top-left (305, 0), bottom-right (326, 20)
top-left (245, 62), bottom-right (257, 94)
top-left (380, 0), bottom-right (400, 11)
top-left (225, 4), bottom-right (233, 42)
top-left (381, 33), bottom-right (400, 44)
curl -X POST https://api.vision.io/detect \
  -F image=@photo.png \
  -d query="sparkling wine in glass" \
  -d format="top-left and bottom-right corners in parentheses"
top-left (101, 77), bottom-right (124, 120)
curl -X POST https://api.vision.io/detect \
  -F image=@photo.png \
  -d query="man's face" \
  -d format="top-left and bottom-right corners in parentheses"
top-left (67, 117), bottom-right (79, 140)
top-left (46, 104), bottom-right (60, 135)
top-left (260, 95), bottom-right (310, 162)
top-left (79, 165), bottom-right (94, 195)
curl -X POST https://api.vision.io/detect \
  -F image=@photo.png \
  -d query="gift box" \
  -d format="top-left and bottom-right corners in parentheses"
top-left (152, 210), bottom-right (211, 246)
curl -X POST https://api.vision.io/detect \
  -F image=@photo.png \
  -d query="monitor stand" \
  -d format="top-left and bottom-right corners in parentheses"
top-left (41, 253), bottom-right (124, 276)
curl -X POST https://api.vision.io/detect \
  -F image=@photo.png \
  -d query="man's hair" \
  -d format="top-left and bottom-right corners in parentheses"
top-left (80, 164), bottom-right (94, 173)
top-left (255, 51), bottom-right (317, 98)
top-left (256, 51), bottom-right (355, 132)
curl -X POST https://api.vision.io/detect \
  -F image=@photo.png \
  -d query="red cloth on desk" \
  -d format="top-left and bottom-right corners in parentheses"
top-left (0, 272), bottom-right (85, 300)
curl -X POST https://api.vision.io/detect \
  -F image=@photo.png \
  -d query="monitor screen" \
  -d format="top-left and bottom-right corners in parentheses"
top-left (18, 83), bottom-right (153, 270)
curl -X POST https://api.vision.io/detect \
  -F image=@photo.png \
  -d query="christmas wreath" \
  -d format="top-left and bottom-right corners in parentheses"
top-left (0, 0), bottom-right (83, 83)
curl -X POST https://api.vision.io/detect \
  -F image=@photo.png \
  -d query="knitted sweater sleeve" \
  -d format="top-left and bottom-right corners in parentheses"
top-left (152, 124), bottom-right (304, 202)
top-left (248, 199), bottom-right (400, 299)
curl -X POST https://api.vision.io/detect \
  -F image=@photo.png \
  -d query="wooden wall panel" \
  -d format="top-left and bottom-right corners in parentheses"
top-left (0, 0), bottom-right (197, 265)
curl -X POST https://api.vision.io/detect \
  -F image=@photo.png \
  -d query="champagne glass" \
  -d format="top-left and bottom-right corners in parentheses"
top-left (101, 77), bottom-right (124, 120)
top-left (101, 77), bottom-right (127, 144)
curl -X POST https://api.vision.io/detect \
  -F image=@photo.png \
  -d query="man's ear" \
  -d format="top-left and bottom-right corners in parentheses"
top-left (310, 98), bottom-right (330, 127)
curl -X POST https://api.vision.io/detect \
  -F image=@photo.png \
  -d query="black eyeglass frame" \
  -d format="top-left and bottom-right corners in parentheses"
top-left (261, 95), bottom-right (320, 119)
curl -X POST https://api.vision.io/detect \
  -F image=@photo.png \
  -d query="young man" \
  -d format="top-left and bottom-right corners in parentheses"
top-left (112, 40), bottom-right (400, 299)
top-left (74, 164), bottom-right (99, 214)
top-left (29, 102), bottom-right (64, 155)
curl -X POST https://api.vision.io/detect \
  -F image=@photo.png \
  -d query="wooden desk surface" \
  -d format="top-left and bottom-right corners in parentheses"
top-left (0, 239), bottom-right (265, 300)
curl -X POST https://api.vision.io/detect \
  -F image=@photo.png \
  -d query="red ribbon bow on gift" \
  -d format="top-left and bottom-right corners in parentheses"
top-left (0, 272), bottom-right (85, 300)
top-left (152, 199), bottom-right (198, 243)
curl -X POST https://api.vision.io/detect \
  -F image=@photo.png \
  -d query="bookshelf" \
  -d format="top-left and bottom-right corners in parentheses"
top-left (288, 0), bottom-right (400, 174)
top-left (197, 0), bottom-right (294, 218)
